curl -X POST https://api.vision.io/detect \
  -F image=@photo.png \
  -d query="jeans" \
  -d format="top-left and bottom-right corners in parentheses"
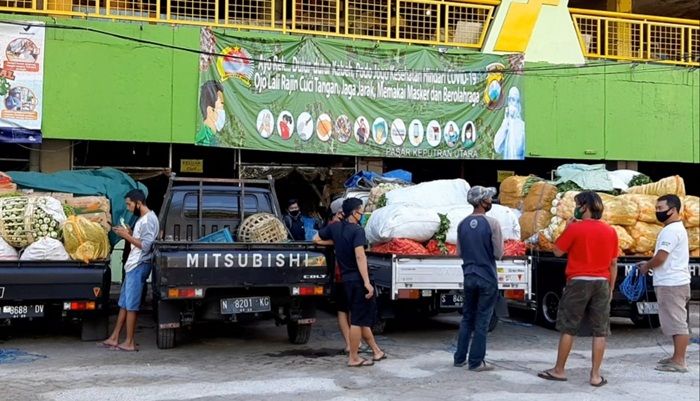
top-left (453, 274), bottom-right (498, 369)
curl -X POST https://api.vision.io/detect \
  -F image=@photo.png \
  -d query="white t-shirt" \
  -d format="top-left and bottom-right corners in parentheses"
top-left (653, 221), bottom-right (690, 287)
top-left (124, 211), bottom-right (159, 273)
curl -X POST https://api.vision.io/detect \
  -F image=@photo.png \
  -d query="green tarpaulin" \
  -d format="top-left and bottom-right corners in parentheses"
top-left (7, 168), bottom-right (148, 245)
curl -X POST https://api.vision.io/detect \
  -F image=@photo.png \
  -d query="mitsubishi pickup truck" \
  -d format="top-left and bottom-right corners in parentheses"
top-left (152, 176), bottom-right (332, 349)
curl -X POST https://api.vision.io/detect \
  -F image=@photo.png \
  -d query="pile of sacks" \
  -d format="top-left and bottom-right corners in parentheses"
top-left (509, 175), bottom-right (700, 257)
top-left (364, 179), bottom-right (522, 253)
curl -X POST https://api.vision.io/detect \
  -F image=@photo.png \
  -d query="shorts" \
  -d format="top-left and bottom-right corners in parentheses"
top-left (334, 282), bottom-right (349, 313)
top-left (344, 280), bottom-right (377, 328)
top-left (556, 279), bottom-right (611, 337)
top-left (118, 262), bottom-right (152, 312)
top-left (656, 284), bottom-right (691, 336)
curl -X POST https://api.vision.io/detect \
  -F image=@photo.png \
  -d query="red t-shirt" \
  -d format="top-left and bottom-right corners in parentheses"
top-left (554, 219), bottom-right (618, 280)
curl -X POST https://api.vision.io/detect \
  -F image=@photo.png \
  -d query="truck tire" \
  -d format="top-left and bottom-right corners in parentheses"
top-left (488, 313), bottom-right (498, 332)
top-left (287, 322), bottom-right (312, 344)
top-left (536, 291), bottom-right (560, 330)
top-left (81, 316), bottom-right (108, 341)
top-left (157, 327), bottom-right (176, 349)
top-left (630, 307), bottom-right (661, 329)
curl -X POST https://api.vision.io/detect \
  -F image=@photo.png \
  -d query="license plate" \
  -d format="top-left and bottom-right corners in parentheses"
top-left (440, 293), bottom-right (464, 309)
top-left (0, 305), bottom-right (45, 319)
top-left (220, 297), bottom-right (271, 314)
top-left (637, 302), bottom-right (659, 315)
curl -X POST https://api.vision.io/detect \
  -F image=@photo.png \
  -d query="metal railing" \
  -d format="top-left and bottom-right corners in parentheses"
top-left (0, 0), bottom-right (498, 48)
top-left (571, 8), bottom-right (700, 67)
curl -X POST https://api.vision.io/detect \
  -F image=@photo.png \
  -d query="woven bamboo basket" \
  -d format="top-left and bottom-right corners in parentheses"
top-left (237, 213), bottom-right (288, 243)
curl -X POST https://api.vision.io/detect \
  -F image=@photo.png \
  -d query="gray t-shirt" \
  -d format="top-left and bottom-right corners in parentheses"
top-left (457, 214), bottom-right (504, 284)
top-left (124, 211), bottom-right (159, 272)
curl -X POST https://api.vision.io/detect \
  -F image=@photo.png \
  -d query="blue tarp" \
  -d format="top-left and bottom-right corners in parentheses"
top-left (344, 169), bottom-right (413, 189)
top-left (7, 168), bottom-right (148, 245)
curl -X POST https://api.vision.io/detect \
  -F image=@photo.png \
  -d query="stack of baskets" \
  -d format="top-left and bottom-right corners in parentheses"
top-left (238, 213), bottom-right (288, 243)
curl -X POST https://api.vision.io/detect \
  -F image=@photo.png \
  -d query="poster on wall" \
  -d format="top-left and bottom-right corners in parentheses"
top-left (196, 29), bottom-right (525, 160)
top-left (0, 21), bottom-right (44, 144)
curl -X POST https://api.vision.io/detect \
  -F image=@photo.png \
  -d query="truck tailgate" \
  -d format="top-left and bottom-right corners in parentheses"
top-left (0, 263), bottom-right (110, 301)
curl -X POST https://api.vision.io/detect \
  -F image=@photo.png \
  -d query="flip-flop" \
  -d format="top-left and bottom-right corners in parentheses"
top-left (657, 357), bottom-right (673, 365)
top-left (348, 359), bottom-right (374, 367)
top-left (538, 370), bottom-right (568, 382)
top-left (97, 342), bottom-right (117, 349)
top-left (114, 345), bottom-right (139, 352)
top-left (372, 353), bottom-right (387, 362)
top-left (590, 377), bottom-right (608, 387)
top-left (655, 363), bottom-right (688, 373)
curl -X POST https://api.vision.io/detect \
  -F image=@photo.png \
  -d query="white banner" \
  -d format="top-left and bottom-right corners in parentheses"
top-left (0, 21), bottom-right (45, 142)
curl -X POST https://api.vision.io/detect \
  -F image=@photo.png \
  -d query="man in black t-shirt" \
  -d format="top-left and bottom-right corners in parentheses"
top-left (315, 198), bottom-right (386, 367)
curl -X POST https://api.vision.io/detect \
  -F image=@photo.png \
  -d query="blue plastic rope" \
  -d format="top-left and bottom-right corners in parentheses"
top-left (620, 264), bottom-right (647, 302)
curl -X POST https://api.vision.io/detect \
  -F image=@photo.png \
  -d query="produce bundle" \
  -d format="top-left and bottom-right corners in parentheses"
top-left (64, 196), bottom-right (112, 233)
top-left (519, 210), bottom-right (553, 241)
top-left (0, 172), bottom-right (16, 193)
top-left (365, 183), bottom-right (407, 212)
top-left (19, 238), bottom-right (70, 261)
top-left (504, 239), bottom-right (527, 257)
top-left (0, 196), bottom-right (67, 248)
top-left (523, 182), bottom-right (558, 212)
top-left (683, 196), bottom-right (699, 228)
top-left (62, 215), bottom-right (110, 263)
top-left (499, 175), bottom-right (529, 209)
top-left (370, 239), bottom-right (430, 255)
top-left (0, 236), bottom-right (18, 260)
top-left (625, 175), bottom-right (686, 197)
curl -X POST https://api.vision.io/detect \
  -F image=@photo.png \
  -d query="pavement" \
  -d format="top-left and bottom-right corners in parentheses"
top-left (1, 304), bottom-right (699, 401)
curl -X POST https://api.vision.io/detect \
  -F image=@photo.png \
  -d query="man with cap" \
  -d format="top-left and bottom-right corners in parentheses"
top-left (453, 186), bottom-right (503, 372)
top-left (314, 198), bottom-right (385, 367)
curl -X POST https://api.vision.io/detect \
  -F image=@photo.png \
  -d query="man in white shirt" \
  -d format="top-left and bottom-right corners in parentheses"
top-left (639, 194), bottom-right (691, 373)
top-left (101, 189), bottom-right (159, 352)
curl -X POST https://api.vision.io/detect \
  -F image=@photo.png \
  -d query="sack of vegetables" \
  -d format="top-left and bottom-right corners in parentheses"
top-left (62, 215), bottom-right (110, 263)
top-left (0, 196), bottom-right (67, 248)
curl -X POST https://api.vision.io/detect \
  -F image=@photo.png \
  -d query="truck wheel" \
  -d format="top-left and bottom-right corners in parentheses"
top-left (81, 316), bottom-right (108, 341)
top-left (630, 307), bottom-right (661, 329)
top-left (488, 313), bottom-right (498, 332)
top-left (536, 291), bottom-right (560, 330)
top-left (287, 322), bottom-right (312, 344)
top-left (157, 327), bottom-right (176, 349)
top-left (372, 319), bottom-right (387, 335)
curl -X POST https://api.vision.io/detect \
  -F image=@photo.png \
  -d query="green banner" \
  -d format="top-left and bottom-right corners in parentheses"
top-left (196, 29), bottom-right (525, 160)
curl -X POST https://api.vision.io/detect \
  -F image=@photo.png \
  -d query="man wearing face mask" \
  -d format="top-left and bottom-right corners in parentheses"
top-left (284, 199), bottom-right (306, 241)
top-left (453, 186), bottom-right (503, 372)
top-left (539, 191), bottom-right (618, 387)
top-left (102, 189), bottom-right (159, 352)
top-left (195, 80), bottom-right (226, 146)
top-left (638, 195), bottom-right (690, 373)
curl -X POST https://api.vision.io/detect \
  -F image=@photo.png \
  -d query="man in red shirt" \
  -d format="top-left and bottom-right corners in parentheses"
top-left (538, 191), bottom-right (618, 387)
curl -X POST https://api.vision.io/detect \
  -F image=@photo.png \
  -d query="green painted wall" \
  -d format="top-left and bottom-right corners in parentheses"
top-left (2, 14), bottom-right (697, 162)
top-left (0, 14), bottom-right (200, 144)
top-left (525, 63), bottom-right (700, 163)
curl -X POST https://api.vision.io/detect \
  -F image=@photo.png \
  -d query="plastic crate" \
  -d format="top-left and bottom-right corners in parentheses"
top-left (197, 229), bottom-right (234, 243)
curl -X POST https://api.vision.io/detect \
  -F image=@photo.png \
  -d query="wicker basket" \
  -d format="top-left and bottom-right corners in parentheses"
top-left (237, 213), bottom-right (289, 243)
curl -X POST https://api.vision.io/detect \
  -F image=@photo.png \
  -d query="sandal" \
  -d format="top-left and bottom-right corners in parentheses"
top-left (372, 352), bottom-right (387, 362)
top-left (590, 377), bottom-right (608, 387)
top-left (537, 370), bottom-right (567, 382)
top-left (655, 363), bottom-right (688, 373)
top-left (348, 358), bottom-right (374, 368)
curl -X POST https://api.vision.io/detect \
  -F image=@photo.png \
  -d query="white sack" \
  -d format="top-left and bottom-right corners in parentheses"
top-left (385, 179), bottom-right (471, 209)
top-left (486, 204), bottom-right (521, 241)
top-left (608, 169), bottom-right (640, 191)
top-left (365, 204), bottom-right (440, 244)
top-left (444, 206), bottom-right (473, 244)
top-left (19, 237), bottom-right (70, 261)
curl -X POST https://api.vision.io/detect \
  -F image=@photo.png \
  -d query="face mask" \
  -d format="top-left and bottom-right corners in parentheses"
top-left (215, 108), bottom-right (226, 131)
top-left (656, 209), bottom-right (672, 223)
top-left (290, 210), bottom-right (300, 217)
top-left (574, 206), bottom-right (584, 220)
top-left (482, 202), bottom-right (492, 213)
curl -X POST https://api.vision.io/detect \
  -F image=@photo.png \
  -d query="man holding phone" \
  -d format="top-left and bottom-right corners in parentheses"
top-left (102, 189), bottom-right (159, 352)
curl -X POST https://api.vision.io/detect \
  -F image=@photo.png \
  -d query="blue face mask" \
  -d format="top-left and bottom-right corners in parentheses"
top-left (215, 108), bottom-right (226, 131)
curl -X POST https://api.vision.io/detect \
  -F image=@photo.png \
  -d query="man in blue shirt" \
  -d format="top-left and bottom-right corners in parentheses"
top-left (453, 186), bottom-right (504, 371)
